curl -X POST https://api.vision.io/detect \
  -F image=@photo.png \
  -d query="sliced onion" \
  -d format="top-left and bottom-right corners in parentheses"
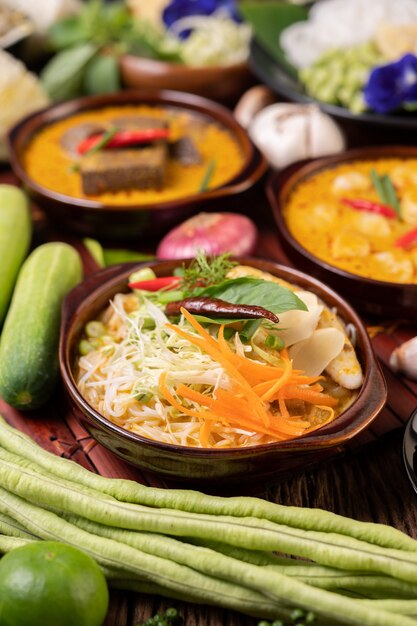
top-left (156, 212), bottom-right (258, 259)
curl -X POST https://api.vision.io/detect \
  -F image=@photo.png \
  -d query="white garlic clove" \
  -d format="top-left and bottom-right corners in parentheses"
top-left (248, 103), bottom-right (345, 170)
top-left (233, 85), bottom-right (277, 129)
top-left (389, 337), bottom-right (417, 380)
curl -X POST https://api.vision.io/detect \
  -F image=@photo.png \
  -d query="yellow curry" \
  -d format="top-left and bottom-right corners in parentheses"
top-left (284, 158), bottom-right (417, 284)
top-left (23, 105), bottom-right (244, 205)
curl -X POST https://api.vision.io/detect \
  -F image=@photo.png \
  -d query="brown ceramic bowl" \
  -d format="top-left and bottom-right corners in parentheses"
top-left (59, 257), bottom-right (386, 485)
top-left (119, 56), bottom-right (254, 104)
top-left (7, 90), bottom-right (266, 240)
top-left (267, 146), bottom-right (417, 319)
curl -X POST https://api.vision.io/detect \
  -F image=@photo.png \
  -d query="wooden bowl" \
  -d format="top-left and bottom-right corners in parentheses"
top-left (59, 257), bottom-right (386, 485)
top-left (267, 146), bottom-right (417, 319)
top-left (7, 90), bottom-right (266, 240)
top-left (119, 56), bottom-right (254, 104)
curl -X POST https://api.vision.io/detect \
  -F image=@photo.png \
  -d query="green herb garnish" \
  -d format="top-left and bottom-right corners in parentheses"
top-left (370, 168), bottom-right (401, 218)
top-left (84, 125), bottom-right (118, 156)
top-left (199, 159), bottom-right (216, 192)
top-left (180, 250), bottom-right (237, 292)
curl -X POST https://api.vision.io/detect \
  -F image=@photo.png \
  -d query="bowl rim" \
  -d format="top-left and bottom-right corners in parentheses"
top-left (119, 53), bottom-right (250, 74)
top-left (7, 89), bottom-right (266, 213)
top-left (267, 145), bottom-right (417, 290)
top-left (59, 257), bottom-right (387, 458)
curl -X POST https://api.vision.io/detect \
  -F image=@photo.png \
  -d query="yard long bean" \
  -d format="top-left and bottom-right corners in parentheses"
top-left (0, 534), bottom-right (31, 553)
top-left (1, 488), bottom-right (415, 626)
top-left (67, 513), bottom-right (417, 601)
top-left (4, 453), bottom-right (417, 588)
top-left (0, 415), bottom-right (415, 553)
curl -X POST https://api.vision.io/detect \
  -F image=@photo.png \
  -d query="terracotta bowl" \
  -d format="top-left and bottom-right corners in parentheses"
top-left (59, 257), bottom-right (386, 485)
top-left (267, 146), bottom-right (417, 319)
top-left (119, 56), bottom-right (254, 104)
top-left (7, 90), bottom-right (266, 240)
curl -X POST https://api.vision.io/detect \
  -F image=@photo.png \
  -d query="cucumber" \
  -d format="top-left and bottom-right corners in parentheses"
top-left (0, 242), bottom-right (82, 410)
top-left (0, 185), bottom-right (32, 326)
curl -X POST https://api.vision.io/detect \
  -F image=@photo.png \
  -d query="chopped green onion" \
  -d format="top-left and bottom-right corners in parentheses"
top-left (265, 334), bottom-right (284, 350)
top-left (78, 339), bottom-right (94, 355)
top-left (199, 159), bottom-right (216, 192)
top-left (223, 326), bottom-right (237, 340)
top-left (85, 321), bottom-right (106, 338)
top-left (239, 319), bottom-right (262, 342)
top-left (134, 392), bottom-right (152, 404)
top-left (156, 290), bottom-right (184, 305)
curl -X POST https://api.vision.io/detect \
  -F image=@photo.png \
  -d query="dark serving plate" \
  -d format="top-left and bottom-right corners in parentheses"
top-left (7, 90), bottom-right (267, 240)
top-left (249, 35), bottom-right (417, 146)
top-left (403, 407), bottom-right (417, 495)
top-left (59, 257), bottom-right (386, 485)
top-left (267, 145), bottom-right (417, 319)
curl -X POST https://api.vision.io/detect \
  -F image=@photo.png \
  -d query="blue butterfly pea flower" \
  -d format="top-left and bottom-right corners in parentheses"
top-left (364, 53), bottom-right (417, 114)
top-left (163, 0), bottom-right (240, 37)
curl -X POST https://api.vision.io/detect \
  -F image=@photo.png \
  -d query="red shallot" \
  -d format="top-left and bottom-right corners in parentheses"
top-left (156, 212), bottom-right (258, 260)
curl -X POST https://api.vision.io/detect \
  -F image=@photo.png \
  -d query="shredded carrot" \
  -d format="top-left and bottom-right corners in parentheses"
top-left (199, 419), bottom-right (214, 447)
top-left (168, 310), bottom-right (271, 426)
top-left (160, 310), bottom-right (340, 447)
top-left (259, 349), bottom-right (293, 402)
top-left (278, 385), bottom-right (338, 407)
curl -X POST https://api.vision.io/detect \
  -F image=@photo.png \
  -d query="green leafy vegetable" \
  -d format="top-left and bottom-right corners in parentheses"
top-left (83, 53), bottom-right (120, 95)
top-left (40, 43), bottom-right (99, 102)
top-left (196, 277), bottom-right (308, 314)
top-left (238, 2), bottom-right (308, 77)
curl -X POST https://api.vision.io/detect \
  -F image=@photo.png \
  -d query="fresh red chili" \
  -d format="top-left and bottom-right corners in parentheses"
top-left (394, 227), bottom-right (417, 249)
top-left (341, 198), bottom-right (397, 219)
top-left (165, 297), bottom-right (280, 323)
top-left (77, 128), bottom-right (170, 155)
top-left (128, 276), bottom-right (181, 291)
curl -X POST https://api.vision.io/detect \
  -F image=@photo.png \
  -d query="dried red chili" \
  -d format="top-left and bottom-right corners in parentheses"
top-left (165, 297), bottom-right (279, 323)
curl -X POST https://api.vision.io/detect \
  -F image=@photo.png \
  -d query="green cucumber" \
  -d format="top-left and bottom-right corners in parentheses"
top-left (0, 242), bottom-right (82, 410)
top-left (0, 185), bottom-right (32, 326)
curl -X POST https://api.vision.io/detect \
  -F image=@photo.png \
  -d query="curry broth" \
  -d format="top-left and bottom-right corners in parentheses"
top-left (23, 105), bottom-right (244, 205)
top-left (284, 158), bottom-right (417, 284)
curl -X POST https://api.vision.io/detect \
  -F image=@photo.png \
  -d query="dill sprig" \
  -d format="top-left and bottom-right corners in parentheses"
top-left (179, 251), bottom-right (237, 293)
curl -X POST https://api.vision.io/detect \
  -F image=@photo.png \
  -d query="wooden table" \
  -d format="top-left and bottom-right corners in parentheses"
top-left (1, 167), bottom-right (417, 626)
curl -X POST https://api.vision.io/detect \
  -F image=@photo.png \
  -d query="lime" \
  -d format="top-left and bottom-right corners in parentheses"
top-left (0, 541), bottom-right (109, 626)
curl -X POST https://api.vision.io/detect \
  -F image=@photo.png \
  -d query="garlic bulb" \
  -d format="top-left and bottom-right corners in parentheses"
top-left (390, 336), bottom-right (417, 380)
top-left (248, 103), bottom-right (345, 170)
top-left (234, 85), bottom-right (277, 129)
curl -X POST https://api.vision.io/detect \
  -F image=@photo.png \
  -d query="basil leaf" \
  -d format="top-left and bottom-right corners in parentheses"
top-left (48, 16), bottom-right (88, 50)
top-left (196, 278), bottom-right (308, 313)
top-left (41, 43), bottom-right (98, 102)
top-left (191, 315), bottom-right (251, 326)
top-left (83, 53), bottom-right (120, 95)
